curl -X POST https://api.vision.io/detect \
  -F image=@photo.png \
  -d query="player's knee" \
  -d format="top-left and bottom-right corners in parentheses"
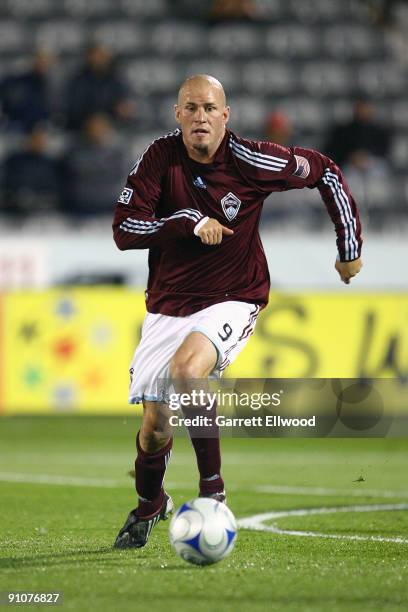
top-left (169, 356), bottom-right (205, 381)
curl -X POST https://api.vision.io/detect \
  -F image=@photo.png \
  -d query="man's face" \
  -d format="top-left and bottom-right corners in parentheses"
top-left (175, 80), bottom-right (229, 161)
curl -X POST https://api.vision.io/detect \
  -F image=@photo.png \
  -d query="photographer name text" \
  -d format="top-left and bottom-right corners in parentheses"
top-left (169, 415), bottom-right (316, 428)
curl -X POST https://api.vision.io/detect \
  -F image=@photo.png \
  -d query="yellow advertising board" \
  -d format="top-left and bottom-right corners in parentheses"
top-left (229, 293), bottom-right (408, 379)
top-left (0, 289), bottom-right (407, 414)
top-left (1, 289), bottom-right (145, 415)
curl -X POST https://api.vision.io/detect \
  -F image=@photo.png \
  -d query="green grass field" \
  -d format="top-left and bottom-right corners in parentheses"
top-left (1, 417), bottom-right (407, 611)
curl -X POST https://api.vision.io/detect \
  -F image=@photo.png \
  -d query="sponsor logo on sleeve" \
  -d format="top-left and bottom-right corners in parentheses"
top-left (118, 187), bottom-right (133, 205)
top-left (292, 155), bottom-right (310, 178)
top-left (221, 192), bottom-right (241, 221)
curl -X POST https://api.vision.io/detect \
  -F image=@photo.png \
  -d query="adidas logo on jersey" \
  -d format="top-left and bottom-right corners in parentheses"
top-left (193, 176), bottom-right (207, 189)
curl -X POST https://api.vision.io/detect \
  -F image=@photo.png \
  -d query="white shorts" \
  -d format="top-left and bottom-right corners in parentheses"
top-left (129, 301), bottom-right (260, 404)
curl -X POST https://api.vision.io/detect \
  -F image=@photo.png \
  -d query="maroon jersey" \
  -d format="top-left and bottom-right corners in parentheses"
top-left (113, 129), bottom-right (362, 316)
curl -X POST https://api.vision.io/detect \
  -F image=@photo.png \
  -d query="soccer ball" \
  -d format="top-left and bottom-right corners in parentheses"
top-left (169, 498), bottom-right (237, 566)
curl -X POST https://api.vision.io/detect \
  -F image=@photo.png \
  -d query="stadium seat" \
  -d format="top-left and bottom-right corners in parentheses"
top-left (241, 61), bottom-right (295, 95)
top-left (0, 56), bottom-right (32, 77)
top-left (62, 0), bottom-right (117, 19)
top-left (328, 99), bottom-right (353, 124)
top-left (6, 0), bottom-right (56, 18)
top-left (265, 26), bottom-right (318, 58)
top-left (120, 0), bottom-right (168, 19)
top-left (322, 25), bottom-right (380, 59)
top-left (254, 0), bottom-right (288, 21)
top-left (227, 96), bottom-right (266, 132)
top-left (392, 1), bottom-right (408, 29)
top-left (365, 176), bottom-right (395, 209)
top-left (300, 62), bottom-right (353, 96)
top-left (124, 59), bottom-right (179, 95)
top-left (208, 25), bottom-right (262, 57)
top-left (34, 21), bottom-right (85, 53)
top-left (149, 23), bottom-right (207, 57)
top-left (391, 136), bottom-right (408, 171)
top-left (390, 101), bottom-right (408, 130)
top-left (158, 95), bottom-right (179, 130)
top-left (283, 98), bottom-right (328, 131)
top-left (357, 63), bottom-right (407, 97)
top-left (0, 22), bottom-right (27, 54)
top-left (91, 22), bottom-right (145, 54)
top-left (287, 0), bottom-right (345, 23)
top-left (0, 133), bottom-right (23, 160)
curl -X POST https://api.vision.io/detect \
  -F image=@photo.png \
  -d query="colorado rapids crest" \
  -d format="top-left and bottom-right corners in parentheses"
top-left (221, 192), bottom-right (241, 221)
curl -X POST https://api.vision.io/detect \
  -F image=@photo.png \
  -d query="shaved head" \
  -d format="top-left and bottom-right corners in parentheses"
top-left (175, 74), bottom-right (229, 163)
top-left (178, 74), bottom-right (226, 106)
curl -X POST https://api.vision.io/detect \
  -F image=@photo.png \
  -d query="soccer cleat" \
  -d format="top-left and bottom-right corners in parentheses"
top-left (113, 493), bottom-right (174, 549)
top-left (199, 490), bottom-right (227, 504)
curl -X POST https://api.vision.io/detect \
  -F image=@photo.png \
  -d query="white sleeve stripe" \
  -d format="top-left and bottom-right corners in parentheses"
top-left (322, 174), bottom-right (351, 260)
top-left (325, 170), bottom-right (358, 257)
top-left (231, 147), bottom-right (285, 172)
top-left (123, 214), bottom-right (198, 231)
top-left (124, 209), bottom-right (202, 227)
top-left (183, 208), bottom-right (204, 220)
top-left (175, 208), bottom-right (203, 221)
top-left (126, 208), bottom-right (203, 225)
top-left (230, 143), bottom-right (287, 169)
top-left (120, 210), bottom-right (203, 234)
top-left (322, 170), bottom-right (358, 260)
top-left (325, 170), bottom-right (358, 234)
top-left (230, 141), bottom-right (287, 168)
top-left (125, 218), bottom-right (164, 227)
top-left (120, 223), bottom-right (161, 235)
top-left (230, 138), bottom-right (289, 165)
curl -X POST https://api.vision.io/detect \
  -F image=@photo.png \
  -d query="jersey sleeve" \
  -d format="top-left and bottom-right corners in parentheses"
top-left (112, 138), bottom-right (206, 250)
top-left (231, 137), bottom-right (362, 262)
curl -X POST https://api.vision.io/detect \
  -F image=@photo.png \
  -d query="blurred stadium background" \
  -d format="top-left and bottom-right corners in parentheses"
top-left (0, 0), bottom-right (407, 415)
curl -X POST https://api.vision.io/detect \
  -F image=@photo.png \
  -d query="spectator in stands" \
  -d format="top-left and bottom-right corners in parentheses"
top-left (265, 111), bottom-right (293, 147)
top-left (65, 43), bottom-right (135, 131)
top-left (0, 50), bottom-right (55, 132)
top-left (0, 124), bottom-right (61, 216)
top-left (208, 0), bottom-right (258, 21)
top-left (61, 112), bottom-right (127, 216)
top-left (363, 0), bottom-right (399, 27)
top-left (323, 98), bottom-right (391, 172)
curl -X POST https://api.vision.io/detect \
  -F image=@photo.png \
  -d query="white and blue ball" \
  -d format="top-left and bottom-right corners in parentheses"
top-left (169, 497), bottom-right (237, 566)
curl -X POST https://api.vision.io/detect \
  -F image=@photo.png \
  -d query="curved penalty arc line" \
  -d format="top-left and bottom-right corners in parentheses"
top-left (237, 503), bottom-right (408, 544)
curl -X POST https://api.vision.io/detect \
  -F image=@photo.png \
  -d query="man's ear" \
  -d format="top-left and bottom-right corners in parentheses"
top-left (223, 106), bottom-right (230, 125)
top-left (174, 104), bottom-right (181, 124)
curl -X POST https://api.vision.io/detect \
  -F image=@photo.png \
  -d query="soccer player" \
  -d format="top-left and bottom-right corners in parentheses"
top-left (112, 75), bottom-right (362, 548)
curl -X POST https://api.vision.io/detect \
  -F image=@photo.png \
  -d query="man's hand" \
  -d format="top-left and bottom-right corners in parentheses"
top-left (335, 257), bottom-right (362, 284)
top-left (197, 218), bottom-right (234, 245)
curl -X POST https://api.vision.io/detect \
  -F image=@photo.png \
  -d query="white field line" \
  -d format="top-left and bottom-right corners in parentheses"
top-left (0, 472), bottom-right (125, 488)
top-left (1, 472), bottom-right (408, 501)
top-left (253, 484), bottom-right (408, 499)
top-left (0, 471), bottom-right (192, 490)
top-left (237, 503), bottom-right (408, 544)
